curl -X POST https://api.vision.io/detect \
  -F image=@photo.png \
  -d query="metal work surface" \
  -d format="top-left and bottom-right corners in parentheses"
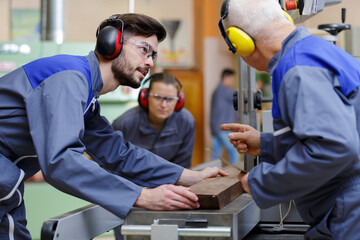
top-left (41, 204), bottom-right (123, 240)
top-left (122, 193), bottom-right (260, 239)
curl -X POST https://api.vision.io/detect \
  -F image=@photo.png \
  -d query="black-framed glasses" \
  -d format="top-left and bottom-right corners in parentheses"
top-left (127, 40), bottom-right (158, 63)
top-left (149, 93), bottom-right (178, 103)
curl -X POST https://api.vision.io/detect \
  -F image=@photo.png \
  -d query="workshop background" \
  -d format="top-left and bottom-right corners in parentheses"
top-left (0, 0), bottom-right (359, 239)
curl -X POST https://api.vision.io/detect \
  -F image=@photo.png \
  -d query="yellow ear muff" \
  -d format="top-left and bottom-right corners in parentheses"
top-left (226, 27), bottom-right (255, 56)
top-left (224, 11), bottom-right (292, 56)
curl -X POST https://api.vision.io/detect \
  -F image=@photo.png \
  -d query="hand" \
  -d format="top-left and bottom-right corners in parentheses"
top-left (240, 172), bottom-right (251, 195)
top-left (199, 167), bottom-right (228, 180)
top-left (221, 123), bottom-right (261, 156)
top-left (134, 185), bottom-right (200, 210)
top-left (176, 167), bottom-right (228, 187)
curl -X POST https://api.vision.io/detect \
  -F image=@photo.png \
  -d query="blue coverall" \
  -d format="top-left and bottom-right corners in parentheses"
top-left (249, 27), bottom-right (360, 239)
top-left (0, 52), bottom-right (184, 239)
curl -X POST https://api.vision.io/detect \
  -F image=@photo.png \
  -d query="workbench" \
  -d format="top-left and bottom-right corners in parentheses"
top-left (41, 193), bottom-right (259, 240)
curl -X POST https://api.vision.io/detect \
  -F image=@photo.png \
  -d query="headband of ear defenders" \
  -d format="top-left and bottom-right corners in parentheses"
top-left (218, 0), bottom-right (294, 56)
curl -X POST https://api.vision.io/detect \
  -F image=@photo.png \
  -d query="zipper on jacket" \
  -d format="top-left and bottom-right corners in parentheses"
top-left (84, 96), bottom-right (99, 115)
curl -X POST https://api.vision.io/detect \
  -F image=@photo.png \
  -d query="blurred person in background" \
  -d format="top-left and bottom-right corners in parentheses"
top-left (210, 68), bottom-right (239, 164)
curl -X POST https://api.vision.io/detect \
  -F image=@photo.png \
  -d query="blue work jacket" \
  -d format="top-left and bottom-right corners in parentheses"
top-left (0, 51), bottom-right (183, 222)
top-left (249, 27), bottom-right (360, 239)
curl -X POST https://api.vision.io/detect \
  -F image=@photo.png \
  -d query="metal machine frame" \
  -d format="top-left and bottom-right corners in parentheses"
top-left (41, 195), bottom-right (259, 240)
top-left (41, 161), bottom-right (259, 240)
top-left (41, 204), bottom-right (123, 240)
top-left (121, 194), bottom-right (259, 240)
top-left (236, 57), bottom-right (259, 172)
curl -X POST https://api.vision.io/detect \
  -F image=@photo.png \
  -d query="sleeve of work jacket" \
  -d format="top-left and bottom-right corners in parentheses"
top-left (259, 132), bottom-right (275, 164)
top-left (169, 110), bottom-right (195, 168)
top-left (82, 106), bottom-right (184, 187)
top-left (249, 66), bottom-right (360, 208)
top-left (24, 71), bottom-right (168, 218)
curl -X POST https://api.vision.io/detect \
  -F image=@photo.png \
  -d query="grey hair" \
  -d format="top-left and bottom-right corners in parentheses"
top-left (225, 0), bottom-right (293, 42)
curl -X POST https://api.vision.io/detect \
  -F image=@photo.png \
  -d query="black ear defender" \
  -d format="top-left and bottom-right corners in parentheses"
top-left (95, 14), bottom-right (124, 59)
top-left (138, 75), bottom-right (185, 112)
top-left (218, 0), bottom-right (294, 56)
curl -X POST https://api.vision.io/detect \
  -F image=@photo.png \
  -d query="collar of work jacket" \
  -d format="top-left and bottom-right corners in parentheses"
top-left (86, 51), bottom-right (104, 99)
top-left (268, 26), bottom-right (310, 75)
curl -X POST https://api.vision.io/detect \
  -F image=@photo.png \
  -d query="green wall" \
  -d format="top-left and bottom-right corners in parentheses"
top-left (24, 182), bottom-right (90, 239)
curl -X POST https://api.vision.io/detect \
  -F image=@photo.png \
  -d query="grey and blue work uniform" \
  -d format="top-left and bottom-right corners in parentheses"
top-left (0, 51), bottom-right (183, 240)
top-left (249, 26), bottom-right (360, 239)
top-left (112, 106), bottom-right (195, 168)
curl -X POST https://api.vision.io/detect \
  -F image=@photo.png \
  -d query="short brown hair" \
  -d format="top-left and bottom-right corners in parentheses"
top-left (97, 13), bottom-right (167, 42)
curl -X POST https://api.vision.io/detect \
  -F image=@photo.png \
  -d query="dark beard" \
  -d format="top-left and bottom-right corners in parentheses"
top-left (111, 54), bottom-right (141, 88)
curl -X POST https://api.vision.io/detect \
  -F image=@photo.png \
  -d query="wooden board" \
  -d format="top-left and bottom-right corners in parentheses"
top-left (190, 168), bottom-right (244, 209)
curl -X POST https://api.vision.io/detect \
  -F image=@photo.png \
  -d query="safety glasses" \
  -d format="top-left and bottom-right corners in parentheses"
top-left (149, 93), bottom-right (178, 104)
top-left (127, 40), bottom-right (158, 63)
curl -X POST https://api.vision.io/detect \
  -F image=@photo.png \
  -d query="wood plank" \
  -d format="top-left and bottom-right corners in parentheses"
top-left (190, 168), bottom-right (244, 209)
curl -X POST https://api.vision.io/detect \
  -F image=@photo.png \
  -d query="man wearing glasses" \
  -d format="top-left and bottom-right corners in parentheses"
top-left (112, 72), bottom-right (195, 169)
top-left (0, 13), bottom-right (226, 240)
